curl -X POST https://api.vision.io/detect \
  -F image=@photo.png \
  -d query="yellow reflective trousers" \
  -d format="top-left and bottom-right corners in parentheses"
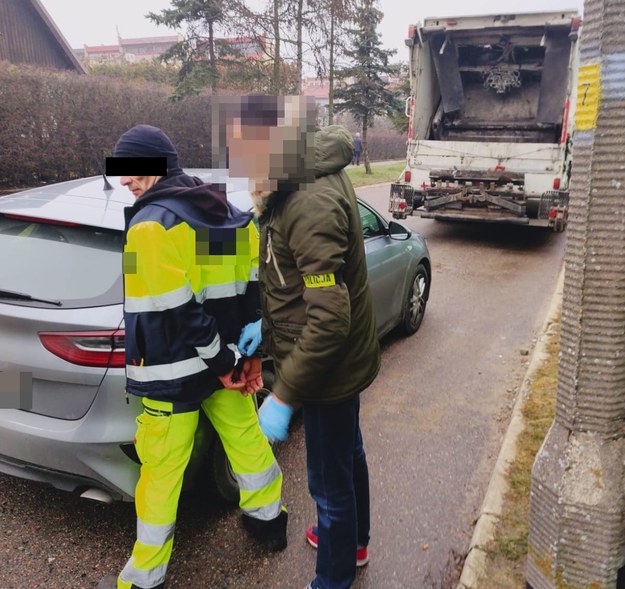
top-left (117, 389), bottom-right (283, 589)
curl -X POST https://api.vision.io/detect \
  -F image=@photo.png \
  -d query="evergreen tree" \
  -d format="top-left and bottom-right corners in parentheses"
top-left (388, 62), bottom-right (411, 135)
top-left (334, 0), bottom-right (400, 173)
top-left (148, 0), bottom-right (226, 96)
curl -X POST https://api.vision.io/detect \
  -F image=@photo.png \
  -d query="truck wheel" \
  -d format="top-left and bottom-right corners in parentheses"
top-left (400, 263), bottom-right (429, 335)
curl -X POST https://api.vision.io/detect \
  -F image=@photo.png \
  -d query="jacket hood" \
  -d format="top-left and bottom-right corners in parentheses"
top-left (253, 125), bottom-right (355, 217)
top-left (314, 125), bottom-right (354, 179)
top-left (130, 171), bottom-right (252, 229)
top-left (268, 125), bottom-right (354, 191)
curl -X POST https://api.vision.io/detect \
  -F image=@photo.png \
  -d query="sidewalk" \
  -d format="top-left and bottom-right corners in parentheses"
top-left (457, 266), bottom-right (565, 589)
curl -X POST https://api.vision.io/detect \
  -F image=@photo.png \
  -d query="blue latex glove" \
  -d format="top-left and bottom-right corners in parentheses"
top-left (258, 393), bottom-right (293, 442)
top-left (238, 320), bottom-right (262, 356)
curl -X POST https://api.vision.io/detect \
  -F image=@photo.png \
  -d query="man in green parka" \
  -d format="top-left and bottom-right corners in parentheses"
top-left (231, 95), bottom-right (381, 589)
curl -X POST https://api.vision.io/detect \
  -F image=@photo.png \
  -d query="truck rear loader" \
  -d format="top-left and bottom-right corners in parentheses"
top-left (389, 11), bottom-right (581, 231)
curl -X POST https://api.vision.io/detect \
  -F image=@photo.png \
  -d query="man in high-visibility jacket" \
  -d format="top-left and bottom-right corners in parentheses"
top-left (98, 125), bottom-right (287, 589)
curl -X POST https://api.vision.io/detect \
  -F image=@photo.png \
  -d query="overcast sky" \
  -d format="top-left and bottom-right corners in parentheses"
top-left (41, 0), bottom-right (585, 62)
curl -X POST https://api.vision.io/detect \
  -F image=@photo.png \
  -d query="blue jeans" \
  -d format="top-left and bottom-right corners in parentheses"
top-left (303, 395), bottom-right (370, 589)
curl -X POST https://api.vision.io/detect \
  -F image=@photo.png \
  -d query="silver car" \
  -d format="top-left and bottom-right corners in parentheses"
top-left (0, 171), bottom-right (431, 503)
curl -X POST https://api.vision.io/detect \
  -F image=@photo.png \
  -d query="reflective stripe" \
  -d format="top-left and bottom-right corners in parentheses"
top-left (137, 519), bottom-right (175, 547)
top-left (120, 558), bottom-right (168, 588)
top-left (236, 461), bottom-right (282, 492)
top-left (195, 281), bottom-right (248, 302)
top-left (195, 334), bottom-right (221, 359)
top-left (127, 357), bottom-right (207, 383)
top-left (242, 499), bottom-right (282, 521)
top-left (125, 284), bottom-right (193, 313)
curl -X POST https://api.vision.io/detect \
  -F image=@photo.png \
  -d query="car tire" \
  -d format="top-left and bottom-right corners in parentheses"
top-left (400, 263), bottom-right (429, 335)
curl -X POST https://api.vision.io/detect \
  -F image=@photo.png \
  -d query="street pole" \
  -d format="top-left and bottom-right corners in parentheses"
top-left (526, 0), bottom-right (625, 587)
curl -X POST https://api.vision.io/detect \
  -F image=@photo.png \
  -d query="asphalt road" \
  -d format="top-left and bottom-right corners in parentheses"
top-left (0, 183), bottom-right (566, 589)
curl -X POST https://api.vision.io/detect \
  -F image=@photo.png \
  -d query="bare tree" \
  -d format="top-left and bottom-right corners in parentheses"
top-left (306, 0), bottom-right (356, 124)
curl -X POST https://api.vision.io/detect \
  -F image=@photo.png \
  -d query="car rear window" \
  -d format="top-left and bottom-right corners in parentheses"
top-left (0, 215), bottom-right (123, 308)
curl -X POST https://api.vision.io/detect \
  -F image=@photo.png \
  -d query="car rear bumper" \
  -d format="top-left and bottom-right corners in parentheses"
top-left (0, 449), bottom-right (136, 501)
top-left (0, 375), bottom-right (142, 501)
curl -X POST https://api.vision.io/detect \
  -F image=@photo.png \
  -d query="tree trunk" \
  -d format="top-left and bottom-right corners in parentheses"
top-left (295, 0), bottom-right (303, 94)
top-left (327, 2), bottom-right (335, 125)
top-left (208, 19), bottom-right (217, 93)
top-left (362, 115), bottom-right (370, 174)
top-left (272, 0), bottom-right (281, 94)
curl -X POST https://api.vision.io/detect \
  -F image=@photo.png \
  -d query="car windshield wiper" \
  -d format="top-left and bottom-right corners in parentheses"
top-left (0, 289), bottom-right (62, 307)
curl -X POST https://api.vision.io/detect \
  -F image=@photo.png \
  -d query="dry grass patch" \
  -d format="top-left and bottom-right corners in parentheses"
top-left (481, 317), bottom-right (560, 588)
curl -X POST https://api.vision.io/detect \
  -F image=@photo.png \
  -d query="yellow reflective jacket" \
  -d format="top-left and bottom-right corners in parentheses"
top-left (123, 172), bottom-right (259, 410)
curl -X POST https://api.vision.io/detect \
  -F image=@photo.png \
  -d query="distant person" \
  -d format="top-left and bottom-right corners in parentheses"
top-left (98, 124), bottom-right (287, 589)
top-left (353, 132), bottom-right (362, 165)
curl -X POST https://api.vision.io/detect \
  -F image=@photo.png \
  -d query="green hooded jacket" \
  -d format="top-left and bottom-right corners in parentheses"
top-left (258, 125), bottom-right (381, 405)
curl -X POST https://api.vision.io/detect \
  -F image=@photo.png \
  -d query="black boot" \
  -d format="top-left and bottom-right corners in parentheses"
top-left (242, 507), bottom-right (288, 552)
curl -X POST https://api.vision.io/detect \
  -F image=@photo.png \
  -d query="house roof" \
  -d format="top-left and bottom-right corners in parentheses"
top-left (119, 35), bottom-right (180, 46)
top-left (28, 0), bottom-right (87, 73)
top-left (84, 45), bottom-right (122, 54)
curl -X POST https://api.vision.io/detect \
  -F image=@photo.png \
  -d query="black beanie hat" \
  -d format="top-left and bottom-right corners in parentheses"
top-left (114, 124), bottom-right (179, 170)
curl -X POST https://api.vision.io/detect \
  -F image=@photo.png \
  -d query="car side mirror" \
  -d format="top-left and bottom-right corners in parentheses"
top-left (388, 220), bottom-right (412, 240)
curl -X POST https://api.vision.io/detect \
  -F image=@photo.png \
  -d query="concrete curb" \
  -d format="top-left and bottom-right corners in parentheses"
top-left (457, 265), bottom-right (565, 589)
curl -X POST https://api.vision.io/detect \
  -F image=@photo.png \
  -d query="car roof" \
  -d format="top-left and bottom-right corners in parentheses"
top-left (0, 170), bottom-right (253, 231)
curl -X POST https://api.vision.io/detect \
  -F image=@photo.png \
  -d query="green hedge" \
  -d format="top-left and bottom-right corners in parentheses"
top-left (0, 62), bottom-right (213, 188)
top-left (0, 62), bottom-right (407, 189)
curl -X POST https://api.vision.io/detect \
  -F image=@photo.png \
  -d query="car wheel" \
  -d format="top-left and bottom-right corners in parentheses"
top-left (401, 263), bottom-right (429, 335)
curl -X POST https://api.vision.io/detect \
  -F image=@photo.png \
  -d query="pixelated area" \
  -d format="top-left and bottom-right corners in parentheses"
top-left (0, 371), bottom-right (33, 409)
top-left (214, 95), bottom-right (317, 193)
top-left (123, 251), bottom-right (137, 274)
top-left (105, 156), bottom-right (168, 177)
top-left (195, 227), bottom-right (250, 265)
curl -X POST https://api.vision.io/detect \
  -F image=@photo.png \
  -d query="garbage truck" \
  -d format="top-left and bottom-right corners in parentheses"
top-left (389, 11), bottom-right (581, 231)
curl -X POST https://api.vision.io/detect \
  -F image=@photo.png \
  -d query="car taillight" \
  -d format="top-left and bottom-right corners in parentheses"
top-left (39, 330), bottom-right (125, 368)
top-left (553, 178), bottom-right (561, 190)
top-left (404, 170), bottom-right (412, 183)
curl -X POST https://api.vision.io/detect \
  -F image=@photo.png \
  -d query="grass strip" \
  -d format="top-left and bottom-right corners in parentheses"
top-left (481, 317), bottom-right (560, 588)
top-left (345, 162), bottom-right (405, 187)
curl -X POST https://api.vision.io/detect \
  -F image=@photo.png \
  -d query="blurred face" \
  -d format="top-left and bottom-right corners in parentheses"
top-left (226, 120), bottom-right (277, 193)
top-left (120, 176), bottom-right (161, 199)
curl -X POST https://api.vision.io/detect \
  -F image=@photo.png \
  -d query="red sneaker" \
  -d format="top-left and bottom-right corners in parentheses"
top-left (305, 526), bottom-right (369, 567)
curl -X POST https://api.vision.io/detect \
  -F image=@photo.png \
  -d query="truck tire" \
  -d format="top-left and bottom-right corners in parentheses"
top-left (400, 263), bottom-right (429, 335)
